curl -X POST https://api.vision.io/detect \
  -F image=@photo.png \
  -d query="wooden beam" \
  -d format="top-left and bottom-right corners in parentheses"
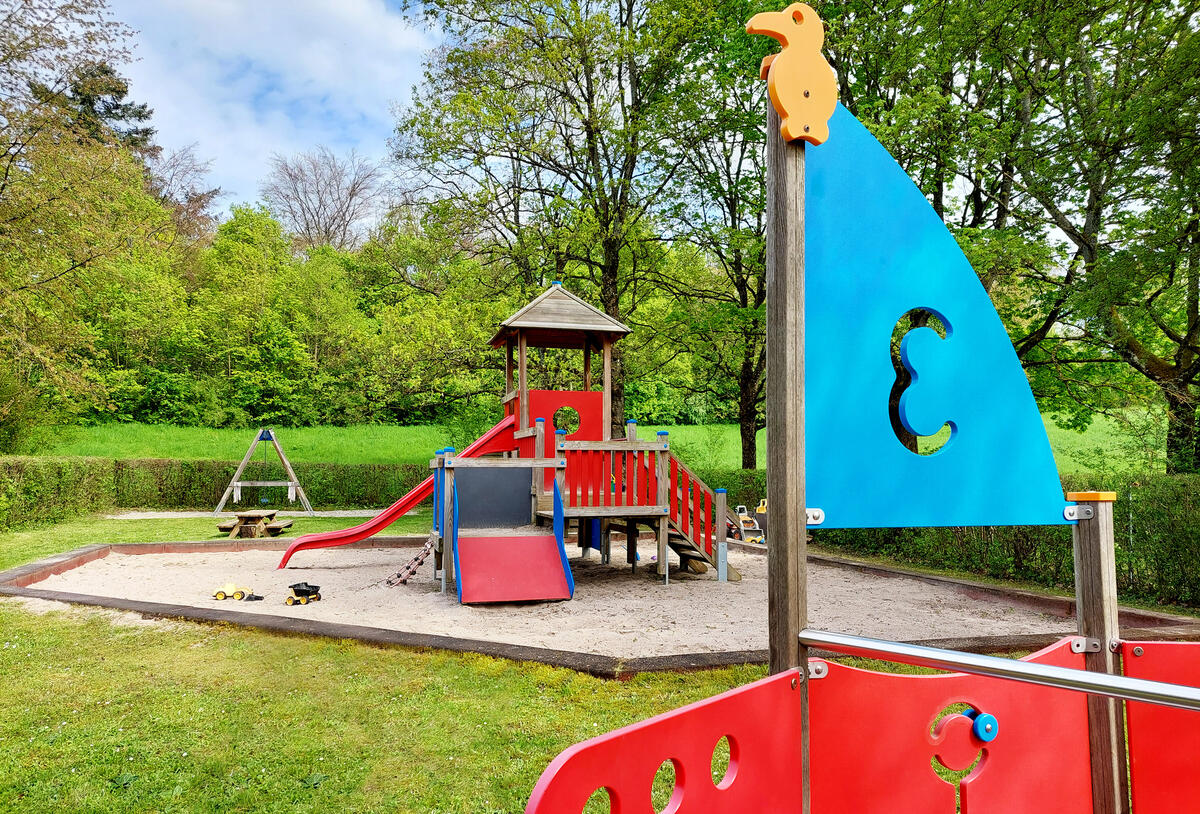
top-left (765, 105), bottom-right (810, 811)
top-left (1069, 492), bottom-right (1129, 814)
top-left (518, 331), bottom-right (529, 430)
top-left (602, 338), bottom-right (612, 441)
top-left (444, 457), bottom-right (565, 469)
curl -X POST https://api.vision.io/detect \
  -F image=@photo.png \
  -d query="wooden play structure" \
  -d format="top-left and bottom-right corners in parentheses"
top-left (523, 4), bottom-right (1200, 812)
top-left (214, 427), bottom-right (313, 515)
top-left (278, 281), bottom-right (743, 594)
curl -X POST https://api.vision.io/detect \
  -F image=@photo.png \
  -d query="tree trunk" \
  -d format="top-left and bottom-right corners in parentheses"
top-left (738, 351), bottom-right (760, 469)
top-left (600, 239), bottom-right (625, 435)
top-left (1164, 385), bottom-right (1198, 474)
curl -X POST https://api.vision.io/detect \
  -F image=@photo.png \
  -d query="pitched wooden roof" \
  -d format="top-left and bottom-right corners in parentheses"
top-left (489, 283), bottom-right (631, 349)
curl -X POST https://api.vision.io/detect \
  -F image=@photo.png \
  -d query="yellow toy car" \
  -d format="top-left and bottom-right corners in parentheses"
top-left (213, 583), bottom-right (257, 601)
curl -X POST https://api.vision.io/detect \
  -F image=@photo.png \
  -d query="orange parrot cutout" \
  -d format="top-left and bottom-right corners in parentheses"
top-left (746, 3), bottom-right (838, 144)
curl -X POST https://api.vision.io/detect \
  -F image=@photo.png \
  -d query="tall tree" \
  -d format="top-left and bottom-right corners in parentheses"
top-left (394, 0), bottom-right (714, 434)
top-left (259, 146), bottom-right (386, 251)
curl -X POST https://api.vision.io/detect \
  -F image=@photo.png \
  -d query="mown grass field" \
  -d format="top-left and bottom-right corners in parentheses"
top-left (34, 414), bottom-right (1163, 473)
top-left (0, 598), bottom-right (764, 813)
top-left (0, 515), bottom-right (431, 575)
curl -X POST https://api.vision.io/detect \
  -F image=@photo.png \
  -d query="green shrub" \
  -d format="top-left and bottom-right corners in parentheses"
top-left (0, 456), bottom-right (430, 531)
top-left (694, 466), bottom-right (1200, 609)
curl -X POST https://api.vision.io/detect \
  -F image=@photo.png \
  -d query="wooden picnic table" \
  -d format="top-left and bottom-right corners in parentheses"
top-left (219, 509), bottom-right (294, 539)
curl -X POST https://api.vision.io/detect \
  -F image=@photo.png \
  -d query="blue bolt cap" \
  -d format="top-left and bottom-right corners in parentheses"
top-left (972, 712), bottom-right (999, 742)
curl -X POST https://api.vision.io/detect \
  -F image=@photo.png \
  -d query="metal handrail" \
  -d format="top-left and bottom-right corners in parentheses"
top-left (799, 629), bottom-right (1200, 712)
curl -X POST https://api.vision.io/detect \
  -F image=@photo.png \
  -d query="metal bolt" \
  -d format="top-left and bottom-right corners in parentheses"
top-left (1133, 646), bottom-right (1145, 657)
top-left (803, 125), bottom-right (810, 132)
top-left (804, 89), bottom-right (810, 98)
top-left (985, 724), bottom-right (993, 732)
top-left (791, 677), bottom-right (798, 689)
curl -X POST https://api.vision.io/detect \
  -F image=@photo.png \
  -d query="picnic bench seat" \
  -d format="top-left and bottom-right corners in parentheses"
top-left (217, 519), bottom-right (238, 533)
top-left (265, 519), bottom-right (294, 536)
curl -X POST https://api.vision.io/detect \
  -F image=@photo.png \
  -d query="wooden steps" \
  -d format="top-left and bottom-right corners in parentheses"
top-left (667, 528), bottom-right (741, 581)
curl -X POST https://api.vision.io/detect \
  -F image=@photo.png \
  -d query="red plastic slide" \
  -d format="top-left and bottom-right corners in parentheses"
top-left (276, 415), bottom-right (517, 568)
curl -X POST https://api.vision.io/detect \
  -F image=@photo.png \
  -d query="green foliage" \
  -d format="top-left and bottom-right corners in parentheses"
top-left (0, 456), bottom-right (431, 531)
top-left (814, 472), bottom-right (1200, 609)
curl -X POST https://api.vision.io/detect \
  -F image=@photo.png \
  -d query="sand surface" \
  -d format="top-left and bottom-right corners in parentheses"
top-left (32, 542), bottom-right (1073, 657)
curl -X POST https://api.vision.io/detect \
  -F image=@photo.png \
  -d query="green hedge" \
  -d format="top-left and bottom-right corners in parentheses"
top-left (697, 467), bottom-right (1200, 609)
top-left (0, 457), bottom-right (429, 531)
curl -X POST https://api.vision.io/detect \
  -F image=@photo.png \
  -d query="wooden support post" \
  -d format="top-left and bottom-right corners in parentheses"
top-left (518, 332), bottom-right (529, 431)
top-left (441, 458), bottom-right (456, 594)
top-left (766, 104), bottom-right (809, 811)
top-left (626, 419), bottom-right (637, 441)
top-left (626, 518), bottom-right (638, 572)
top-left (1068, 491), bottom-right (1129, 814)
top-left (657, 517), bottom-right (668, 584)
top-left (583, 339), bottom-right (592, 391)
top-left (268, 433), bottom-right (313, 514)
top-left (601, 519), bottom-right (611, 564)
top-left (533, 419), bottom-right (546, 523)
top-left (506, 339), bottom-right (515, 394)
top-left (715, 488), bottom-right (729, 583)
top-left (602, 338), bottom-right (612, 441)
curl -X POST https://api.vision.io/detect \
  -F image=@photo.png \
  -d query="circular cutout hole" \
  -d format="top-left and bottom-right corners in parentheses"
top-left (553, 405), bottom-right (581, 437)
top-left (582, 786), bottom-right (612, 813)
top-left (652, 758), bottom-right (683, 813)
top-left (711, 734), bottom-right (737, 789)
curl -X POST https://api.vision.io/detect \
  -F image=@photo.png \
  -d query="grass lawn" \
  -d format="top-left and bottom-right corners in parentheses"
top-left (0, 515), bottom-right (430, 575)
top-left (34, 425), bottom-right (449, 467)
top-left (0, 599), bottom-right (763, 813)
top-left (30, 414), bottom-right (1162, 473)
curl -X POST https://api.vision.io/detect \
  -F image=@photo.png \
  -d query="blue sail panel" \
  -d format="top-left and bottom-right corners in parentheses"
top-left (804, 104), bottom-right (1069, 528)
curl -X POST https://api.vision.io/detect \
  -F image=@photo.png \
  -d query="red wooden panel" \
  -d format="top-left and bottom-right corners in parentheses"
top-left (613, 451), bottom-right (624, 507)
top-left (680, 472), bottom-right (691, 537)
top-left (457, 535), bottom-right (571, 603)
top-left (809, 638), bottom-right (1092, 813)
top-left (703, 492), bottom-right (713, 555)
top-left (625, 451), bottom-right (636, 506)
top-left (646, 451), bottom-right (657, 506)
top-left (1123, 641), bottom-right (1200, 814)
top-left (526, 670), bottom-right (804, 813)
top-left (669, 457), bottom-right (678, 520)
top-left (692, 480), bottom-right (702, 547)
top-left (600, 451), bottom-right (610, 507)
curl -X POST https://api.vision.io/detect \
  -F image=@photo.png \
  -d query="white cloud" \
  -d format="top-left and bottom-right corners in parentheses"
top-left (109, 0), bottom-right (436, 208)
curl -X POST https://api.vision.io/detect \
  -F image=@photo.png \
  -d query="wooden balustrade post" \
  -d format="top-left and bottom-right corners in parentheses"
top-left (1068, 491), bottom-right (1129, 814)
top-left (441, 448), bottom-right (457, 594)
top-left (626, 419), bottom-right (638, 441)
top-left (715, 488), bottom-right (729, 583)
top-left (657, 431), bottom-right (670, 584)
top-left (533, 419), bottom-right (546, 523)
top-left (433, 449), bottom-right (445, 579)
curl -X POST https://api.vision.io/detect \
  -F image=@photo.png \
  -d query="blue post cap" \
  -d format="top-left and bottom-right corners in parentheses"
top-left (436, 448), bottom-right (445, 454)
top-left (551, 280), bottom-right (562, 286)
top-left (555, 429), bottom-right (567, 435)
top-left (627, 419), bottom-right (637, 424)
top-left (657, 431), bottom-right (669, 436)
top-left (536, 417), bottom-right (545, 422)
top-left (445, 447), bottom-right (457, 454)
top-left (716, 488), bottom-right (727, 494)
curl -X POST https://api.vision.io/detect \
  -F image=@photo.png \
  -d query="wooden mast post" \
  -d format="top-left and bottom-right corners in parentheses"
top-left (1068, 491), bottom-right (1129, 814)
top-left (766, 91), bottom-right (809, 814)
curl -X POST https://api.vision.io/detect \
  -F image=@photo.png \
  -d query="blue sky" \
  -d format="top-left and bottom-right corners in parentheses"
top-left (109, 0), bottom-right (435, 209)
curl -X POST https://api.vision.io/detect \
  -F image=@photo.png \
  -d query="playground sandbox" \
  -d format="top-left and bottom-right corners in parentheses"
top-left (9, 534), bottom-right (1190, 677)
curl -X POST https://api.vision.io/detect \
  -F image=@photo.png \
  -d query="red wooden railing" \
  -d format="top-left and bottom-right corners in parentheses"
top-left (552, 432), bottom-right (727, 560)
top-left (669, 457), bottom-right (716, 556)
top-left (556, 441), bottom-right (664, 511)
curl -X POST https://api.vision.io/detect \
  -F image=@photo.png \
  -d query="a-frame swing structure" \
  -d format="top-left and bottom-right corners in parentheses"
top-left (213, 428), bottom-right (314, 515)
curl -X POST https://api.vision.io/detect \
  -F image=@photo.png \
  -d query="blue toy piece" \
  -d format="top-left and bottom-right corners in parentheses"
top-left (804, 103), bottom-right (1071, 528)
top-left (971, 712), bottom-right (999, 742)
